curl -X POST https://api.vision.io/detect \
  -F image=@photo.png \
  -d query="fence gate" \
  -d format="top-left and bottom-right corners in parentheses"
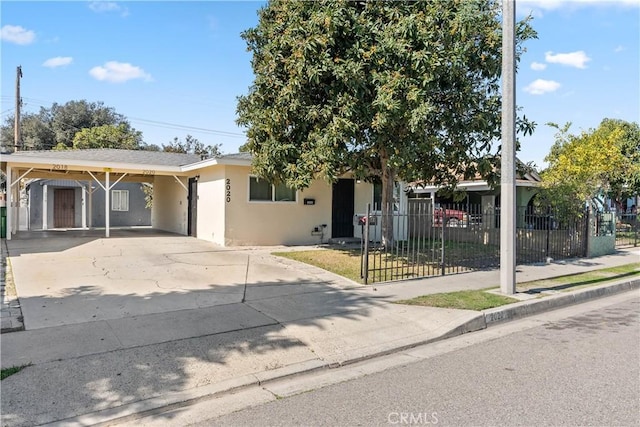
top-left (616, 213), bottom-right (639, 248)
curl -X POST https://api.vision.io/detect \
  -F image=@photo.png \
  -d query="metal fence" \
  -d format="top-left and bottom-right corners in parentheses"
top-left (615, 213), bottom-right (639, 248)
top-left (360, 201), bottom-right (588, 284)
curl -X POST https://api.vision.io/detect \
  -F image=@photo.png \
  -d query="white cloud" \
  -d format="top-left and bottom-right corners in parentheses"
top-left (88, 2), bottom-right (129, 17)
top-left (524, 79), bottom-right (561, 95)
top-left (89, 61), bottom-right (152, 83)
top-left (0, 25), bottom-right (36, 45)
top-left (614, 45), bottom-right (625, 53)
top-left (545, 51), bottom-right (591, 69)
top-left (42, 56), bottom-right (73, 68)
top-left (531, 62), bottom-right (547, 71)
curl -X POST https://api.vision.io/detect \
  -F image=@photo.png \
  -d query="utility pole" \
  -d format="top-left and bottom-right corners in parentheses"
top-left (500, 0), bottom-right (516, 295)
top-left (14, 65), bottom-right (23, 152)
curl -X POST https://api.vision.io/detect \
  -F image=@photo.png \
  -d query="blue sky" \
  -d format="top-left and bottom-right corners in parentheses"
top-left (1, 1), bottom-right (638, 169)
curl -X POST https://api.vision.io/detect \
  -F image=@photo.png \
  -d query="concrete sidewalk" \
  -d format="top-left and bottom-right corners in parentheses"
top-left (1, 246), bottom-right (638, 427)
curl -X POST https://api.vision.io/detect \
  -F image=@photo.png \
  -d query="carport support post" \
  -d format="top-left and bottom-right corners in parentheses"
top-left (81, 183), bottom-right (87, 229)
top-left (88, 181), bottom-right (93, 228)
top-left (105, 171), bottom-right (110, 238)
top-left (43, 184), bottom-right (48, 230)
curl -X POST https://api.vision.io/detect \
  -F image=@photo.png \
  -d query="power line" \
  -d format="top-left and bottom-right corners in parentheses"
top-left (7, 96), bottom-right (246, 139)
top-left (128, 117), bottom-right (245, 138)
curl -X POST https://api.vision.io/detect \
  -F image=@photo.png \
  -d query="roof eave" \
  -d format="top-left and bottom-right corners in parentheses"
top-left (181, 157), bottom-right (251, 172)
top-left (3, 154), bottom-right (184, 174)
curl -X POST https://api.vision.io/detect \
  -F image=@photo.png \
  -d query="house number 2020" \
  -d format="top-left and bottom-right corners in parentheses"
top-left (225, 179), bottom-right (231, 203)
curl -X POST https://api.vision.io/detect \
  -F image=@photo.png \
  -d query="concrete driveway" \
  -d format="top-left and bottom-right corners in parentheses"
top-left (7, 230), bottom-right (348, 330)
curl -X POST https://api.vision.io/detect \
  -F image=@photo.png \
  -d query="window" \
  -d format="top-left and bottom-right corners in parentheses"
top-left (249, 177), bottom-right (297, 202)
top-left (274, 182), bottom-right (296, 201)
top-left (112, 190), bottom-right (129, 211)
top-left (373, 182), bottom-right (382, 210)
top-left (249, 177), bottom-right (272, 201)
top-left (372, 181), bottom-right (400, 211)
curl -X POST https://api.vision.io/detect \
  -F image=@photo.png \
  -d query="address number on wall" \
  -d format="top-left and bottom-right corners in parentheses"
top-left (226, 179), bottom-right (231, 203)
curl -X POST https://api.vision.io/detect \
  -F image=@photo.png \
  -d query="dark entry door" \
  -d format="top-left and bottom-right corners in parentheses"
top-left (187, 177), bottom-right (198, 237)
top-left (331, 179), bottom-right (354, 238)
top-left (54, 188), bottom-right (75, 228)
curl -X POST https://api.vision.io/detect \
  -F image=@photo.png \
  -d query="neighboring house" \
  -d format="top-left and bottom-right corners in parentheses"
top-left (26, 179), bottom-right (150, 230)
top-left (405, 161), bottom-right (542, 229)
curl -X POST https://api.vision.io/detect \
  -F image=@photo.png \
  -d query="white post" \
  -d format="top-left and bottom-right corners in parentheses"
top-left (500, 0), bottom-right (517, 295)
top-left (105, 171), bottom-right (110, 237)
top-left (43, 184), bottom-right (48, 230)
top-left (88, 182), bottom-right (93, 228)
top-left (81, 184), bottom-right (87, 229)
top-left (6, 165), bottom-right (12, 240)
top-left (14, 171), bottom-right (20, 234)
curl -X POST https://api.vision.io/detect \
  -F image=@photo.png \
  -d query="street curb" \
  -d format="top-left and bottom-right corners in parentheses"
top-left (482, 278), bottom-right (640, 326)
top-left (45, 279), bottom-right (639, 427)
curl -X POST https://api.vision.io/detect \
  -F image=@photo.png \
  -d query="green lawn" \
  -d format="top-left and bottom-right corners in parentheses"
top-left (273, 248), bottom-right (364, 283)
top-left (396, 290), bottom-right (518, 311)
top-left (516, 262), bottom-right (640, 293)
top-left (395, 262), bottom-right (640, 310)
top-left (275, 245), bottom-right (640, 311)
top-left (274, 239), bottom-right (498, 283)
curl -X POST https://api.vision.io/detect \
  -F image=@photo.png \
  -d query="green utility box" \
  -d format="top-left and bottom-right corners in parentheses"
top-left (1, 206), bottom-right (6, 238)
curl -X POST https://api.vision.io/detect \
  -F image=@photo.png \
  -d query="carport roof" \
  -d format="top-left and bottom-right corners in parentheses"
top-left (3, 148), bottom-right (203, 167)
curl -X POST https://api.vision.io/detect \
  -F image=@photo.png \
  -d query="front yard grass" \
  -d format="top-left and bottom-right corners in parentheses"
top-left (273, 247), bottom-right (363, 283)
top-left (396, 290), bottom-right (518, 311)
top-left (396, 262), bottom-right (640, 311)
top-left (515, 262), bottom-right (640, 293)
top-left (274, 239), bottom-right (498, 284)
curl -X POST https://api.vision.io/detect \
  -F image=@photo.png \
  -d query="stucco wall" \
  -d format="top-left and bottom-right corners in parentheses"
top-left (90, 183), bottom-right (151, 227)
top-left (195, 167), bottom-right (226, 245)
top-left (588, 235), bottom-right (616, 257)
top-left (152, 175), bottom-right (189, 235)
top-left (222, 165), bottom-right (333, 246)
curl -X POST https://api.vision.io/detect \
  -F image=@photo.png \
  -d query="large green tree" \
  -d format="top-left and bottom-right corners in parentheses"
top-left (71, 123), bottom-right (143, 150)
top-left (1, 100), bottom-right (139, 152)
top-left (237, 0), bottom-right (536, 245)
top-left (541, 119), bottom-right (640, 216)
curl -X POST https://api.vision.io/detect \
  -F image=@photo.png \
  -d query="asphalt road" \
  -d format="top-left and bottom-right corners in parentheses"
top-left (191, 296), bottom-right (640, 426)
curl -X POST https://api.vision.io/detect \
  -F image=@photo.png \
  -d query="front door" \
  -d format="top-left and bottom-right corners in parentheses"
top-left (54, 188), bottom-right (75, 228)
top-left (187, 177), bottom-right (198, 237)
top-left (331, 179), bottom-right (354, 238)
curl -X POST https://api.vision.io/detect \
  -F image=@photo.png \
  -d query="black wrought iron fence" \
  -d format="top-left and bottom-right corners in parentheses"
top-left (360, 201), bottom-right (588, 284)
top-left (616, 213), bottom-right (639, 248)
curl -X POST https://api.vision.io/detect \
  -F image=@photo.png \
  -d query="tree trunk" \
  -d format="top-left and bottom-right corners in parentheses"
top-left (380, 153), bottom-right (396, 248)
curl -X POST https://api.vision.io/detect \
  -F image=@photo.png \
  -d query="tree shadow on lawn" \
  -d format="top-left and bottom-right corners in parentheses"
top-left (0, 279), bottom-right (386, 427)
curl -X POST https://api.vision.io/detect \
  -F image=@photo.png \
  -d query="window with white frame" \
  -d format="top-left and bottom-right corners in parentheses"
top-left (112, 190), bottom-right (129, 211)
top-left (249, 177), bottom-right (297, 202)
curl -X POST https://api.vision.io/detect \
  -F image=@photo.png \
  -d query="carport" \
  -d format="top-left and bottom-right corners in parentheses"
top-left (1, 149), bottom-right (202, 240)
